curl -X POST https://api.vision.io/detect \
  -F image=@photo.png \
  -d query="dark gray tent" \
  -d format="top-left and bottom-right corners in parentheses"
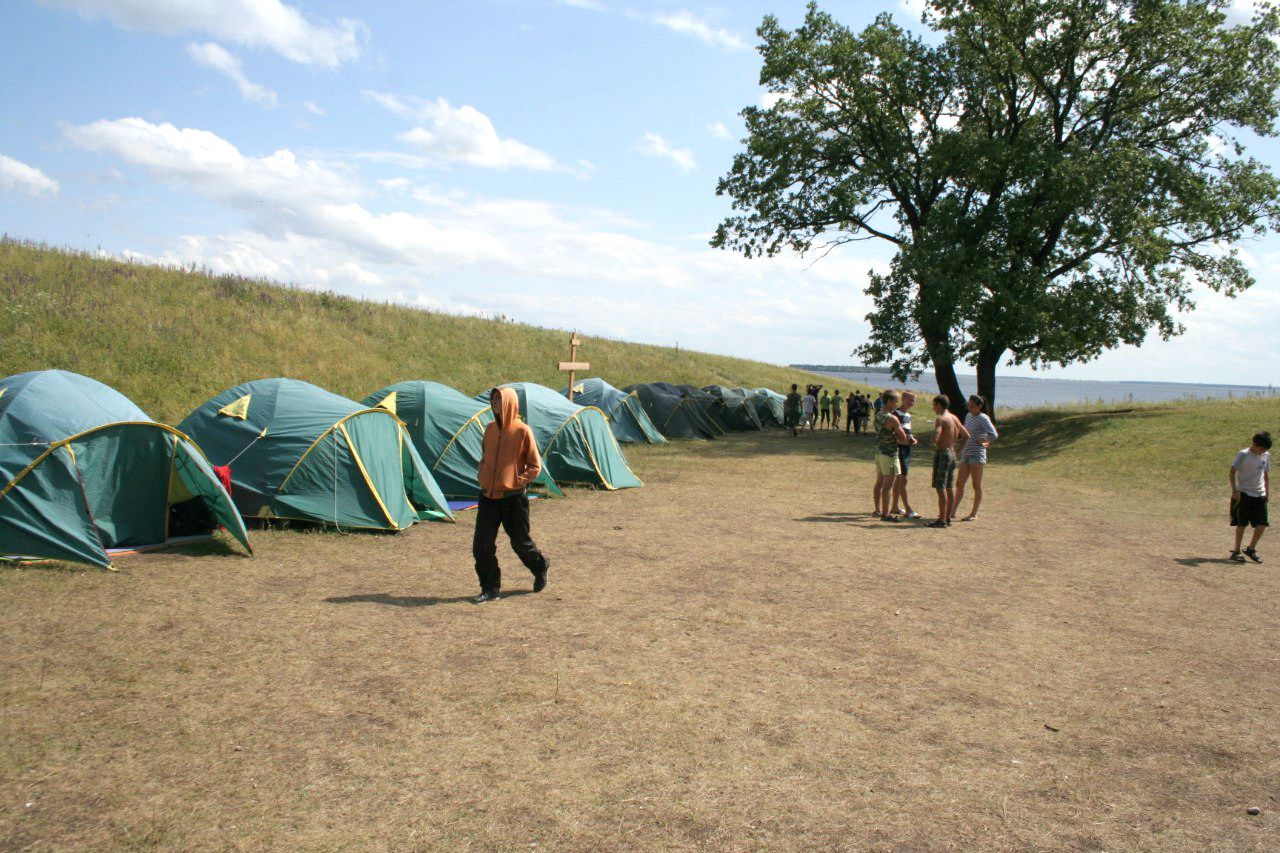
top-left (623, 384), bottom-right (720, 440)
top-left (703, 386), bottom-right (765, 431)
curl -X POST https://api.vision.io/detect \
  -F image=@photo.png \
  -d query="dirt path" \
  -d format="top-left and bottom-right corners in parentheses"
top-left (2, 429), bottom-right (1277, 851)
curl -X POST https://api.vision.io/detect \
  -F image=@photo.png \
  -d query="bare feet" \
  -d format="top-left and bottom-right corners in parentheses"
top-left (961, 515), bottom-right (978, 522)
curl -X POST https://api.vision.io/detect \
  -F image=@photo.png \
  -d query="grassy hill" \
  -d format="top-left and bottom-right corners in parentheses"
top-left (0, 240), bottom-right (837, 424)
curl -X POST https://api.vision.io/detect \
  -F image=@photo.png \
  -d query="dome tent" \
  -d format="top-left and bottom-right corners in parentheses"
top-left (0, 370), bottom-right (251, 569)
top-left (645, 383), bottom-right (728, 436)
top-left (622, 384), bottom-right (720, 440)
top-left (475, 383), bottom-right (641, 490)
top-left (702, 386), bottom-right (765, 431)
top-left (561, 378), bottom-right (666, 445)
top-left (750, 388), bottom-right (787, 428)
top-left (362, 381), bottom-right (561, 500)
top-left (180, 379), bottom-right (451, 530)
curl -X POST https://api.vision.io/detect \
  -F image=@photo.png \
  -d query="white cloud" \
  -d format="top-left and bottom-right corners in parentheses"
top-left (65, 117), bottom-right (358, 206)
top-left (760, 91), bottom-right (785, 109)
top-left (637, 132), bottom-right (696, 173)
top-left (707, 120), bottom-right (732, 139)
top-left (365, 91), bottom-right (560, 172)
top-left (41, 0), bottom-right (366, 67)
top-left (899, 0), bottom-right (929, 21)
top-left (186, 42), bottom-right (277, 107)
top-left (555, 0), bottom-right (607, 10)
top-left (303, 100), bottom-right (326, 116)
top-left (652, 10), bottom-right (745, 52)
top-left (0, 154), bottom-right (60, 197)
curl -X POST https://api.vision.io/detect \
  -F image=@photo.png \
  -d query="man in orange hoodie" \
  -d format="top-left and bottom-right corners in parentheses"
top-left (472, 386), bottom-right (550, 603)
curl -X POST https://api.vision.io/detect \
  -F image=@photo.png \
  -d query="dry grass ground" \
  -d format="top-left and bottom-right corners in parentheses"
top-left (2, 419), bottom-right (1278, 851)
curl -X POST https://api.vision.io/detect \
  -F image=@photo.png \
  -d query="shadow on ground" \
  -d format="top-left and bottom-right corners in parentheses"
top-left (324, 590), bottom-right (534, 607)
top-left (641, 406), bottom-right (1167, 468)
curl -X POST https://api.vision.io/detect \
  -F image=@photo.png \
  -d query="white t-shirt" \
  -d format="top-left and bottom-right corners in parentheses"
top-left (1232, 449), bottom-right (1271, 497)
top-left (802, 394), bottom-right (816, 414)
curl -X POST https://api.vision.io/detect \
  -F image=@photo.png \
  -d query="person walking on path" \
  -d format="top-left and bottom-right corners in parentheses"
top-left (927, 395), bottom-right (969, 527)
top-left (1230, 430), bottom-right (1271, 563)
top-left (831, 390), bottom-right (843, 431)
top-left (802, 388), bottom-right (818, 431)
top-left (819, 390), bottom-right (832, 428)
top-left (784, 383), bottom-right (802, 437)
top-left (873, 390), bottom-right (911, 522)
top-left (889, 391), bottom-right (921, 519)
top-left (955, 395), bottom-right (999, 522)
top-left (472, 387), bottom-right (550, 603)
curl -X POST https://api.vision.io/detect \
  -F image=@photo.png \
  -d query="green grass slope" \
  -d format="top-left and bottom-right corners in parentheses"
top-left (0, 240), bottom-right (837, 424)
top-left (998, 396), bottom-right (1280, 500)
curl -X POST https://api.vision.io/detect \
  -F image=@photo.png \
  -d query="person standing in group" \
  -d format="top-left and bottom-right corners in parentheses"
top-left (889, 391), bottom-right (921, 519)
top-left (784, 383), bottom-right (802, 437)
top-left (819, 390), bottom-right (832, 428)
top-left (860, 393), bottom-right (873, 434)
top-left (873, 390), bottom-right (911, 521)
top-left (955, 395), bottom-right (999, 522)
top-left (801, 387), bottom-right (818, 431)
top-left (927, 395), bottom-right (969, 528)
top-left (472, 387), bottom-right (551, 603)
top-left (831, 389), bottom-right (843, 431)
top-left (1229, 430), bottom-right (1271, 563)
top-left (846, 392), bottom-right (861, 433)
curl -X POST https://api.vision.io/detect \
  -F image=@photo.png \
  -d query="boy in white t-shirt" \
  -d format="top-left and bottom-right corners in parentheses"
top-left (801, 391), bottom-right (817, 430)
top-left (1229, 430), bottom-right (1271, 563)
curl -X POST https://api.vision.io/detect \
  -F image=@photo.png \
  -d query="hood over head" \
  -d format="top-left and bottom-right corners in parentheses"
top-left (491, 386), bottom-right (520, 429)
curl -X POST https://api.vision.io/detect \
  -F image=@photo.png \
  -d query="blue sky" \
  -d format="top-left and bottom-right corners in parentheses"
top-left (1, 0), bottom-right (1277, 384)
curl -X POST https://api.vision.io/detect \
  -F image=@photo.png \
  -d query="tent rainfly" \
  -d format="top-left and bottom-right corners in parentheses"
top-left (363, 381), bottom-right (561, 500)
top-left (702, 385), bottom-right (765, 431)
top-left (561, 378), bottom-right (666, 445)
top-left (645, 382), bottom-right (728, 436)
top-left (0, 370), bottom-right (251, 569)
top-left (622, 384), bottom-right (720, 440)
top-left (749, 388), bottom-right (787, 428)
top-left (475, 383), bottom-right (641, 490)
top-left (180, 379), bottom-right (452, 530)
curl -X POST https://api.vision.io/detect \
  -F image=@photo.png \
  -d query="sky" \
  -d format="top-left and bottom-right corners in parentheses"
top-left (1, 0), bottom-right (1277, 385)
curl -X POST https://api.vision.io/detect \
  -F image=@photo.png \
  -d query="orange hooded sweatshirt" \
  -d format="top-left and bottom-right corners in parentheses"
top-left (478, 387), bottom-right (543, 499)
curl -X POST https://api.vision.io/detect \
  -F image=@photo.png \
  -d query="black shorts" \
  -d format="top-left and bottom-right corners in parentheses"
top-left (1231, 493), bottom-right (1269, 528)
top-left (897, 444), bottom-right (912, 474)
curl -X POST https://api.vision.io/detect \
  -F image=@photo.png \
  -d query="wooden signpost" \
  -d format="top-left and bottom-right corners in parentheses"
top-left (560, 333), bottom-right (589, 401)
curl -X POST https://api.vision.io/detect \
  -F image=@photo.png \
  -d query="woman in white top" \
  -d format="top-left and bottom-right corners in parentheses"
top-left (955, 395), bottom-right (998, 521)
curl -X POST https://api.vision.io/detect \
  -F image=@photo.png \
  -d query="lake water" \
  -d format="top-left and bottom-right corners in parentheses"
top-left (812, 370), bottom-right (1276, 412)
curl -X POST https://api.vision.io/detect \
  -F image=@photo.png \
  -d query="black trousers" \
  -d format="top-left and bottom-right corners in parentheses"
top-left (473, 493), bottom-right (547, 592)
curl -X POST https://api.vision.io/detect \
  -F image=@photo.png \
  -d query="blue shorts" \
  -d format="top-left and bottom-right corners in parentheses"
top-left (897, 444), bottom-right (912, 474)
top-left (960, 447), bottom-right (987, 465)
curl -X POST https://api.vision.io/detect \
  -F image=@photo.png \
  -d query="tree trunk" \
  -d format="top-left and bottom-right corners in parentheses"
top-left (931, 359), bottom-right (967, 419)
top-left (975, 347), bottom-right (1003, 418)
top-left (922, 329), bottom-right (968, 418)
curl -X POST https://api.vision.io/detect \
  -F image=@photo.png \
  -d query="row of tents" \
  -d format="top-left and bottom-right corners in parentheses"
top-left (0, 371), bottom-right (787, 569)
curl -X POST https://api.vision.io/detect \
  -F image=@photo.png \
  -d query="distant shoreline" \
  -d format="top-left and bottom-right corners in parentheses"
top-left (797, 365), bottom-right (1273, 392)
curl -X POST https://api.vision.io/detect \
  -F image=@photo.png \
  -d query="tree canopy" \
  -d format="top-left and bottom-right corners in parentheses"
top-left (713, 0), bottom-right (1280, 414)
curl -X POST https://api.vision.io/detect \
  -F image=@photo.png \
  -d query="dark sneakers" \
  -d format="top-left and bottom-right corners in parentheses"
top-left (1243, 548), bottom-right (1263, 564)
top-left (473, 589), bottom-right (500, 604)
top-left (533, 559), bottom-right (549, 593)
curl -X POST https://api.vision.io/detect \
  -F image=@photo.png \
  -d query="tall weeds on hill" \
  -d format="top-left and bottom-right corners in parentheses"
top-left (0, 239), bottom-right (832, 424)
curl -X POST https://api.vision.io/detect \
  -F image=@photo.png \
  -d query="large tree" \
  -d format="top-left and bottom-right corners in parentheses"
top-left (713, 0), bottom-right (1280, 414)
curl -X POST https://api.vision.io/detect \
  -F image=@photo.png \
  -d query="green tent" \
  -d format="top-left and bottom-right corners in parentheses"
top-left (647, 383), bottom-right (728, 436)
top-left (561, 378), bottom-right (666, 445)
top-left (0, 370), bottom-right (251, 569)
top-left (180, 379), bottom-right (452, 530)
top-left (363, 381), bottom-right (561, 500)
top-left (476, 383), bottom-right (641, 490)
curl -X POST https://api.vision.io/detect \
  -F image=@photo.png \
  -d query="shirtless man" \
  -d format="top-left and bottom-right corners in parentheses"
top-left (928, 394), bottom-right (969, 528)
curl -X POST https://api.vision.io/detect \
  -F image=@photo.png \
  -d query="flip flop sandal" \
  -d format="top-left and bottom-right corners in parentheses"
top-left (1243, 548), bottom-right (1263, 564)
